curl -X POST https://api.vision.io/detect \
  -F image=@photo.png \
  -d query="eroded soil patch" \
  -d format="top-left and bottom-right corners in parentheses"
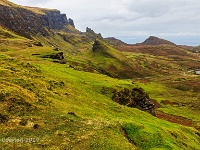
top-left (156, 111), bottom-right (197, 129)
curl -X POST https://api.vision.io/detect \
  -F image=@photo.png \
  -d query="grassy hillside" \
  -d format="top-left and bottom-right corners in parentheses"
top-left (0, 1), bottom-right (200, 149)
top-left (0, 30), bottom-right (200, 150)
top-left (85, 39), bottom-right (141, 78)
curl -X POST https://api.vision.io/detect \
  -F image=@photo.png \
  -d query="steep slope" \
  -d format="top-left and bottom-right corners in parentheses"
top-left (0, 25), bottom-right (22, 39)
top-left (0, 0), bottom-right (92, 55)
top-left (88, 39), bottom-right (142, 78)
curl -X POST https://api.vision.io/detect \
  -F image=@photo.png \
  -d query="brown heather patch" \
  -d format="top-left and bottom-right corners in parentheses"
top-left (117, 44), bottom-right (196, 59)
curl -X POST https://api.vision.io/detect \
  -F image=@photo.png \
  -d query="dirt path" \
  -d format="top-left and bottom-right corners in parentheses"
top-left (156, 111), bottom-right (196, 129)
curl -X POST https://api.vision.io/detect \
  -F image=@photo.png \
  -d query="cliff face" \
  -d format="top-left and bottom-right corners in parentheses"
top-left (0, 1), bottom-right (75, 38)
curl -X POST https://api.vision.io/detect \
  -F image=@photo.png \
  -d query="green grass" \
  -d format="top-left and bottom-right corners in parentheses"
top-left (80, 40), bottom-right (140, 78)
top-left (0, 32), bottom-right (200, 149)
top-left (0, 50), bottom-right (200, 149)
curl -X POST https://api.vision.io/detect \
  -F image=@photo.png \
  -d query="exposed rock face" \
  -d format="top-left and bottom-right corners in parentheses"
top-left (42, 52), bottom-right (65, 60)
top-left (68, 18), bottom-right (75, 28)
top-left (92, 39), bottom-right (108, 52)
top-left (42, 52), bottom-right (66, 64)
top-left (141, 36), bottom-right (175, 45)
top-left (92, 39), bottom-right (101, 52)
top-left (44, 10), bottom-right (69, 29)
top-left (86, 27), bottom-right (95, 34)
top-left (112, 88), bottom-right (156, 116)
top-left (0, 1), bottom-right (75, 38)
top-left (86, 27), bottom-right (103, 40)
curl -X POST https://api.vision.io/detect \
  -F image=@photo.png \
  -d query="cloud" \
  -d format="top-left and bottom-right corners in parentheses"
top-left (11, 0), bottom-right (54, 5)
top-left (9, 0), bottom-right (200, 45)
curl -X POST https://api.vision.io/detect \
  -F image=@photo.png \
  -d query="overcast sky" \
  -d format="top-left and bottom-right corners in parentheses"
top-left (9, 0), bottom-right (200, 46)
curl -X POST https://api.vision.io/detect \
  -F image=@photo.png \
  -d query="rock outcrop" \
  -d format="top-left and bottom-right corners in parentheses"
top-left (42, 52), bottom-right (64, 60)
top-left (86, 27), bottom-right (103, 40)
top-left (68, 18), bottom-right (75, 28)
top-left (92, 39), bottom-right (104, 52)
top-left (92, 39), bottom-right (111, 54)
top-left (112, 88), bottom-right (156, 116)
top-left (0, 1), bottom-right (75, 38)
top-left (42, 52), bottom-right (66, 64)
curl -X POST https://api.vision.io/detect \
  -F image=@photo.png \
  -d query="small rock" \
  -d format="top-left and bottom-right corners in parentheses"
top-left (68, 112), bottom-right (76, 116)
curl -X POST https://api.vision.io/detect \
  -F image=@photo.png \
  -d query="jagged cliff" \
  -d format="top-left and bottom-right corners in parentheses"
top-left (0, 0), bottom-right (75, 38)
top-left (85, 27), bottom-right (103, 40)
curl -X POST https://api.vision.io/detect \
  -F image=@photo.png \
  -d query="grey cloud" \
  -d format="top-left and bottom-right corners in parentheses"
top-left (10, 0), bottom-right (54, 6)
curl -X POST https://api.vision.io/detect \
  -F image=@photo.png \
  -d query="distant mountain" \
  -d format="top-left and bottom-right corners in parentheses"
top-left (140, 36), bottom-right (175, 45)
top-left (115, 36), bottom-right (198, 61)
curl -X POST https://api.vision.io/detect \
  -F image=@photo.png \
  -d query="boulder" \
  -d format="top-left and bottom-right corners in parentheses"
top-left (112, 88), bottom-right (156, 116)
